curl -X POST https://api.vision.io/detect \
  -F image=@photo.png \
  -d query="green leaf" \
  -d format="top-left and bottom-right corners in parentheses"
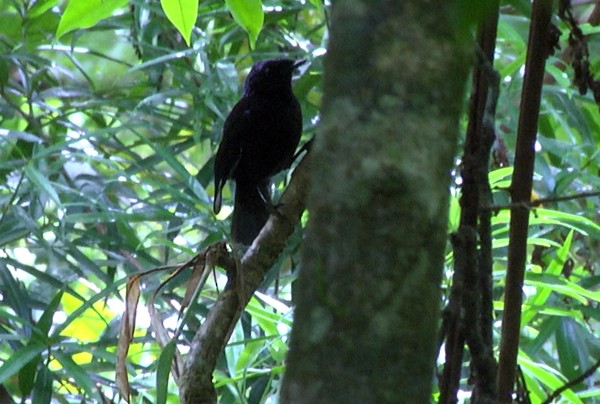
top-left (0, 59), bottom-right (8, 87)
top-left (55, 0), bottom-right (129, 39)
top-left (0, 343), bottom-right (46, 384)
top-left (556, 318), bottom-right (591, 382)
top-left (37, 291), bottom-right (65, 339)
top-left (160, 0), bottom-right (198, 46)
top-left (52, 352), bottom-right (96, 398)
top-left (520, 352), bottom-right (582, 403)
top-left (156, 340), bottom-right (177, 404)
top-left (521, 231), bottom-right (573, 326)
top-left (31, 366), bottom-right (53, 404)
top-left (24, 164), bottom-right (61, 206)
top-left (18, 291), bottom-right (63, 397)
top-left (225, 0), bottom-right (264, 49)
top-left (525, 273), bottom-right (600, 305)
top-left (18, 352), bottom-right (40, 397)
top-left (28, 0), bottom-right (60, 18)
top-left (307, 0), bottom-right (323, 12)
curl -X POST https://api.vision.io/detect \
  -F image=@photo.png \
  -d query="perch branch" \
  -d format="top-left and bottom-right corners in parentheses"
top-left (179, 153), bottom-right (312, 404)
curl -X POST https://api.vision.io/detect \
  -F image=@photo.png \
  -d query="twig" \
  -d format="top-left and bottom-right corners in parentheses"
top-left (482, 190), bottom-right (600, 211)
top-left (541, 357), bottom-right (600, 404)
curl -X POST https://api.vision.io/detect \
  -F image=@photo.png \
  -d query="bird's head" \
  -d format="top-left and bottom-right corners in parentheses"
top-left (243, 59), bottom-right (306, 95)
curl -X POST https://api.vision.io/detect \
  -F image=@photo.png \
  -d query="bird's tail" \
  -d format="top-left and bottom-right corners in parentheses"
top-left (232, 179), bottom-right (271, 245)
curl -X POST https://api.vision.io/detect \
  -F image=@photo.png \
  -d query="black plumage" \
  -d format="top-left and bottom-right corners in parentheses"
top-left (213, 59), bottom-right (304, 245)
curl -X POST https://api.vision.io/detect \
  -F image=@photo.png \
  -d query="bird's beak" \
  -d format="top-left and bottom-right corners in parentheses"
top-left (293, 59), bottom-right (307, 69)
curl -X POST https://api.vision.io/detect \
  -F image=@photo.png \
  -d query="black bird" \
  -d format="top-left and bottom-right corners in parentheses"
top-left (213, 59), bottom-right (304, 245)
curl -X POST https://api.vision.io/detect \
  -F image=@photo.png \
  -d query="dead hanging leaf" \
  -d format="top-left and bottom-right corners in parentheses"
top-left (180, 253), bottom-right (209, 316)
top-left (147, 253), bottom-right (204, 383)
top-left (148, 297), bottom-right (183, 381)
top-left (116, 274), bottom-right (142, 402)
top-left (151, 251), bottom-right (215, 381)
top-left (148, 244), bottom-right (229, 384)
top-left (115, 242), bottom-right (230, 396)
top-left (180, 242), bottom-right (231, 315)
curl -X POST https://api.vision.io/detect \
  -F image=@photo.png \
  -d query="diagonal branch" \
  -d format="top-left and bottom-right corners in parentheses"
top-left (542, 356), bottom-right (600, 404)
top-left (179, 153), bottom-right (312, 404)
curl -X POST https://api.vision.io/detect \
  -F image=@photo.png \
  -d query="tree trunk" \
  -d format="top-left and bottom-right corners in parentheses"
top-left (280, 1), bottom-right (470, 402)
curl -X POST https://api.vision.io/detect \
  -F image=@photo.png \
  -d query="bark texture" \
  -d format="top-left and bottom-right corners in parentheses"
top-left (281, 1), bottom-right (470, 402)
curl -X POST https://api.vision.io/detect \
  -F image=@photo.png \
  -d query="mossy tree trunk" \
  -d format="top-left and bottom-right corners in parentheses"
top-left (281, 1), bottom-right (471, 402)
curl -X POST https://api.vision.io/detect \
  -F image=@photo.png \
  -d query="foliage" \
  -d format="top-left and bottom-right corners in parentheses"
top-left (0, 0), bottom-right (598, 403)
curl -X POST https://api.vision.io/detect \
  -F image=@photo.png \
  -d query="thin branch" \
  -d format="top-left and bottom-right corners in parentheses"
top-left (483, 190), bottom-right (600, 211)
top-left (542, 357), bottom-right (600, 404)
top-left (497, 0), bottom-right (554, 401)
top-left (439, 4), bottom-right (500, 402)
top-left (473, 12), bottom-right (501, 402)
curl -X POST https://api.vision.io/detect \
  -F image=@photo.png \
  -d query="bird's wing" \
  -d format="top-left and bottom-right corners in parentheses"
top-left (213, 99), bottom-right (250, 213)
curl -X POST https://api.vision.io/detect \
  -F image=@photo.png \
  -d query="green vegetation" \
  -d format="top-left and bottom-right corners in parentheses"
top-left (0, 0), bottom-right (599, 402)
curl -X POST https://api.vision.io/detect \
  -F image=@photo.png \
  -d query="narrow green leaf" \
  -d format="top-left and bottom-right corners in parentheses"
top-left (24, 164), bottom-right (61, 205)
top-left (519, 351), bottom-right (583, 403)
top-left (246, 298), bottom-right (292, 327)
top-left (556, 318), bottom-right (590, 382)
top-left (52, 352), bottom-right (95, 397)
top-left (51, 278), bottom-right (125, 337)
top-left (307, 0), bottom-right (323, 12)
top-left (488, 167), bottom-right (514, 186)
top-left (134, 135), bottom-right (208, 202)
top-left (18, 353), bottom-right (40, 397)
top-left (63, 210), bottom-right (174, 223)
top-left (31, 366), bottom-right (53, 404)
top-left (522, 231), bottom-right (573, 326)
top-left (235, 340), bottom-right (263, 373)
top-left (160, 0), bottom-right (198, 46)
top-left (0, 343), bottom-right (46, 384)
top-left (225, 0), bottom-right (264, 48)
top-left (526, 273), bottom-right (600, 304)
top-left (37, 291), bottom-right (64, 338)
top-left (0, 263), bottom-right (31, 322)
top-left (156, 340), bottom-right (177, 404)
top-left (28, 0), bottom-right (60, 18)
top-left (18, 292), bottom-right (62, 397)
top-left (225, 323), bottom-right (245, 378)
top-left (55, 0), bottom-right (129, 39)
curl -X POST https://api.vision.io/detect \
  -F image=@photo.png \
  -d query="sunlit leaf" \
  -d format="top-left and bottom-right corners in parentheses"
top-left (53, 351), bottom-right (97, 398)
top-left (55, 0), bottom-right (129, 39)
top-left (520, 352), bottom-right (582, 403)
top-left (225, 0), bottom-right (264, 48)
top-left (27, 0), bottom-right (60, 18)
top-left (160, 0), bottom-right (199, 46)
top-left (522, 231), bottom-right (573, 326)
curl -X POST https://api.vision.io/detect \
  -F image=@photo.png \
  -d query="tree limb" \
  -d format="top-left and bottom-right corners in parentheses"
top-left (179, 153), bottom-right (312, 404)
